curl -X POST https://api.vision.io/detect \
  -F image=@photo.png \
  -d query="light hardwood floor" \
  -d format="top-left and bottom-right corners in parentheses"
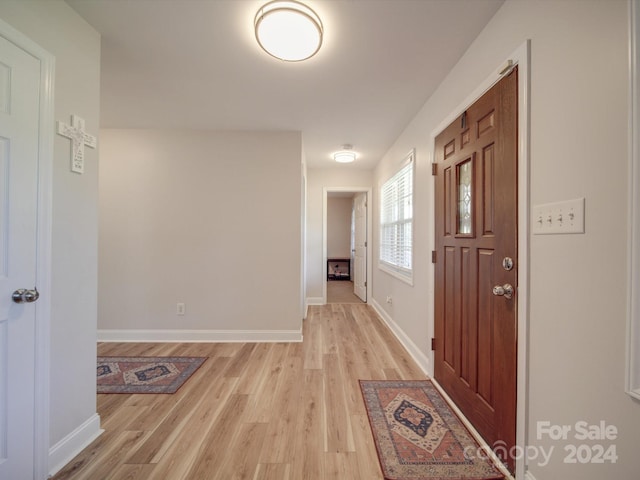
top-left (52, 304), bottom-right (426, 480)
top-left (326, 281), bottom-right (364, 304)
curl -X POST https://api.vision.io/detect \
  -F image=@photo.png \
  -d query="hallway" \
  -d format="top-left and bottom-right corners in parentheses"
top-left (53, 304), bottom-right (425, 479)
top-left (326, 280), bottom-right (365, 304)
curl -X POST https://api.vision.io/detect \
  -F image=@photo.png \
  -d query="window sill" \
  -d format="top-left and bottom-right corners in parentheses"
top-left (378, 263), bottom-right (413, 286)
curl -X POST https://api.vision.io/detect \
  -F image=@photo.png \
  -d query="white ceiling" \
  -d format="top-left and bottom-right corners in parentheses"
top-left (65, 0), bottom-right (504, 170)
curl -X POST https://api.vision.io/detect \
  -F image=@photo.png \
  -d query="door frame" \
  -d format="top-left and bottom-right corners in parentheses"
top-left (626, 0), bottom-right (640, 401)
top-left (429, 41), bottom-right (530, 479)
top-left (322, 187), bottom-right (372, 304)
top-left (0, 18), bottom-right (54, 479)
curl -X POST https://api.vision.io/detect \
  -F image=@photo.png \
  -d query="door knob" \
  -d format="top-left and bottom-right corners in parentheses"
top-left (492, 283), bottom-right (514, 299)
top-left (12, 287), bottom-right (40, 304)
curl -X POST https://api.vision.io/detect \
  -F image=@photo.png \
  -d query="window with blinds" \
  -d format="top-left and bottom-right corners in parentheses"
top-left (379, 150), bottom-right (414, 283)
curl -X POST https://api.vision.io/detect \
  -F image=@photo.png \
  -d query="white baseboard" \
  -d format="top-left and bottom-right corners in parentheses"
top-left (97, 328), bottom-right (303, 343)
top-left (370, 299), bottom-right (431, 375)
top-left (306, 297), bottom-right (324, 306)
top-left (49, 413), bottom-right (103, 477)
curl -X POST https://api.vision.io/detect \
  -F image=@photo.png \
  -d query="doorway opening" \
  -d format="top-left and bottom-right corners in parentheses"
top-left (0, 17), bottom-right (55, 480)
top-left (322, 187), bottom-right (372, 305)
top-left (433, 67), bottom-right (518, 473)
top-left (429, 41), bottom-right (530, 479)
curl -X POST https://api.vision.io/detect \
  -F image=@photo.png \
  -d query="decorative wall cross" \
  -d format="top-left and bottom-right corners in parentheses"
top-left (57, 115), bottom-right (97, 174)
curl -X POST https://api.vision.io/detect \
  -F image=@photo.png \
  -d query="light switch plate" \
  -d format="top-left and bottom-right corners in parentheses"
top-left (532, 198), bottom-right (585, 235)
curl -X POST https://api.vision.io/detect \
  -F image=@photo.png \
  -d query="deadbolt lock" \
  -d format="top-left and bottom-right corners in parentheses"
top-left (502, 257), bottom-right (514, 271)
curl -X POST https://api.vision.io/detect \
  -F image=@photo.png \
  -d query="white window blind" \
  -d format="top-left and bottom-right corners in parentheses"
top-left (379, 150), bottom-right (414, 282)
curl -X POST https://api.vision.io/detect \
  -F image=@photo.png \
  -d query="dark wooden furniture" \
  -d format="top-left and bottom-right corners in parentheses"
top-left (327, 258), bottom-right (350, 280)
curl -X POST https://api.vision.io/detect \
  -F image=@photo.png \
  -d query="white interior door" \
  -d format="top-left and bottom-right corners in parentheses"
top-left (0, 34), bottom-right (41, 479)
top-left (353, 193), bottom-right (367, 302)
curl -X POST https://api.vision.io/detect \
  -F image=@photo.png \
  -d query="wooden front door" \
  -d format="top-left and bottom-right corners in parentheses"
top-left (434, 68), bottom-right (518, 472)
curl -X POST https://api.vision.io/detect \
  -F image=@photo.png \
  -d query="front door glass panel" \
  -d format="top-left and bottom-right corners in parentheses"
top-left (457, 159), bottom-right (472, 234)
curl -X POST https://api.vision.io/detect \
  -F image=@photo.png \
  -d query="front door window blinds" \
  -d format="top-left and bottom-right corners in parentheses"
top-left (379, 150), bottom-right (414, 283)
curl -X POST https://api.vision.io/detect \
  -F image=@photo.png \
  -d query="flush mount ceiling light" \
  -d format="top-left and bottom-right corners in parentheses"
top-left (334, 145), bottom-right (356, 163)
top-left (254, 0), bottom-right (323, 62)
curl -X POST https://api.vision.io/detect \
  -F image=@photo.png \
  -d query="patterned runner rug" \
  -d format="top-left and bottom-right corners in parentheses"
top-left (360, 380), bottom-right (504, 480)
top-left (97, 356), bottom-right (206, 394)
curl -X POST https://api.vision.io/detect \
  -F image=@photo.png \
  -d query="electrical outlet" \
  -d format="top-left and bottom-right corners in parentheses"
top-left (176, 303), bottom-right (185, 315)
top-left (386, 296), bottom-right (393, 305)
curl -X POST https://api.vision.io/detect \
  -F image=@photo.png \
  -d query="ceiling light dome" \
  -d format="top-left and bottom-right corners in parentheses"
top-left (254, 1), bottom-right (323, 62)
top-left (334, 145), bottom-right (356, 163)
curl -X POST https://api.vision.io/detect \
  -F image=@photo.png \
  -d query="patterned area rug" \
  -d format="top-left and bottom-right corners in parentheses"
top-left (360, 380), bottom-right (504, 480)
top-left (97, 356), bottom-right (206, 394)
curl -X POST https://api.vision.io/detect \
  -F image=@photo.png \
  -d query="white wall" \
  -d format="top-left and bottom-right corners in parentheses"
top-left (306, 168), bottom-right (373, 302)
top-left (99, 129), bottom-right (303, 339)
top-left (0, 0), bottom-right (101, 465)
top-left (327, 196), bottom-right (353, 259)
top-left (373, 0), bottom-right (640, 478)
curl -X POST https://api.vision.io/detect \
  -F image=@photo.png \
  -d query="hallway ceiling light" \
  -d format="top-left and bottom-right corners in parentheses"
top-left (254, 1), bottom-right (323, 62)
top-left (334, 145), bottom-right (356, 163)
